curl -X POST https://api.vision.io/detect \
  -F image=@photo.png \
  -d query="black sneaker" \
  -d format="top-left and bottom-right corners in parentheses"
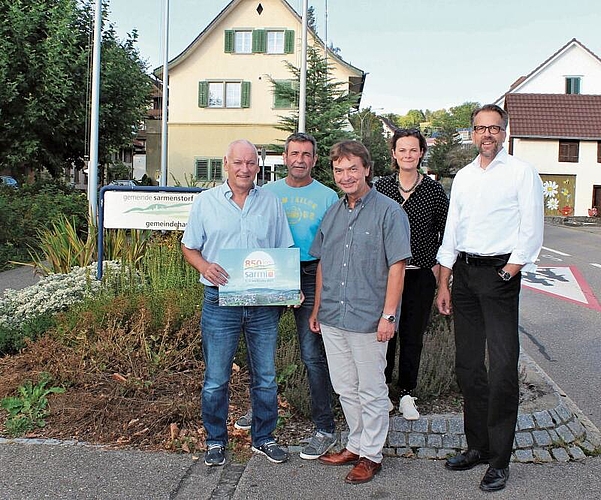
top-left (204, 444), bottom-right (226, 466)
top-left (251, 441), bottom-right (289, 463)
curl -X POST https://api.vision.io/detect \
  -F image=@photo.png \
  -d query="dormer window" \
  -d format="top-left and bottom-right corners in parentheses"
top-left (565, 76), bottom-right (581, 94)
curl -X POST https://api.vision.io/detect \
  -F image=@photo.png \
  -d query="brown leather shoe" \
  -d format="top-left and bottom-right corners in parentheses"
top-left (318, 448), bottom-right (360, 466)
top-left (344, 457), bottom-right (382, 484)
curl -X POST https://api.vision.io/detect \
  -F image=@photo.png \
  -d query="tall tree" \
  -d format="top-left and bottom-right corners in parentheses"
top-left (397, 109), bottom-right (426, 129)
top-left (0, 0), bottom-right (151, 179)
top-left (427, 124), bottom-right (477, 178)
top-left (271, 46), bottom-right (358, 187)
top-left (307, 5), bottom-right (317, 32)
top-left (348, 108), bottom-right (390, 178)
top-left (449, 102), bottom-right (480, 129)
top-left (429, 102), bottom-right (480, 131)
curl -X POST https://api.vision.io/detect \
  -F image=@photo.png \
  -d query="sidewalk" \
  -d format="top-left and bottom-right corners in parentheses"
top-left (0, 439), bottom-right (599, 499)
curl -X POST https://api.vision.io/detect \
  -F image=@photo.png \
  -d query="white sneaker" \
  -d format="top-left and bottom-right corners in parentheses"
top-left (399, 395), bottom-right (419, 420)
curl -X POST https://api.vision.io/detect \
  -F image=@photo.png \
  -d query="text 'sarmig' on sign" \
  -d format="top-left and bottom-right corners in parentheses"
top-left (243, 251), bottom-right (276, 283)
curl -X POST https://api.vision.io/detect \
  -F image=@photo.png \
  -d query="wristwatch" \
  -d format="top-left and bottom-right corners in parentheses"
top-left (498, 269), bottom-right (512, 281)
top-left (381, 313), bottom-right (396, 323)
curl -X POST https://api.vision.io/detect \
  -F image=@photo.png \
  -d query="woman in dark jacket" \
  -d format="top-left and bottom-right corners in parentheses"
top-left (375, 128), bottom-right (449, 420)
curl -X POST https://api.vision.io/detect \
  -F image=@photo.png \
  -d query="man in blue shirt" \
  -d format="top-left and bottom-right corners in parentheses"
top-left (262, 133), bottom-right (339, 460)
top-left (182, 139), bottom-right (294, 467)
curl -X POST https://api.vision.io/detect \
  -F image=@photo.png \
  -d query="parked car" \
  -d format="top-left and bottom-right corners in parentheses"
top-left (0, 176), bottom-right (19, 188)
top-left (110, 179), bottom-right (140, 187)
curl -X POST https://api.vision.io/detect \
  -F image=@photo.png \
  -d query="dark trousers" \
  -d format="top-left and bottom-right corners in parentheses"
top-left (452, 259), bottom-right (521, 469)
top-left (293, 261), bottom-right (335, 433)
top-left (385, 268), bottom-right (436, 391)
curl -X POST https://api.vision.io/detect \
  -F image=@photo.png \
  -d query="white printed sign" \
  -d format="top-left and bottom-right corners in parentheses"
top-left (102, 190), bottom-right (200, 230)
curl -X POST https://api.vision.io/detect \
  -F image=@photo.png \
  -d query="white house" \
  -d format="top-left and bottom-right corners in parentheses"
top-left (495, 38), bottom-right (601, 216)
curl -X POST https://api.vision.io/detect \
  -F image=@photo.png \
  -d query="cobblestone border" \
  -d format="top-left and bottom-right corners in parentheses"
top-left (382, 399), bottom-right (595, 463)
top-left (342, 351), bottom-right (601, 463)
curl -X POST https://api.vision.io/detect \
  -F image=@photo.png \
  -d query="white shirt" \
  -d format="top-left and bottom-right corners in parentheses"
top-left (436, 148), bottom-right (544, 273)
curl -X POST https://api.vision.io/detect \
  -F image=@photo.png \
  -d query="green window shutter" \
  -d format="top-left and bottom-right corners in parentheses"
top-left (224, 30), bottom-right (234, 53)
top-left (252, 29), bottom-right (266, 53)
top-left (241, 81), bottom-right (251, 108)
top-left (284, 30), bottom-right (295, 54)
top-left (211, 159), bottom-right (223, 180)
top-left (198, 81), bottom-right (208, 107)
top-left (195, 159), bottom-right (209, 180)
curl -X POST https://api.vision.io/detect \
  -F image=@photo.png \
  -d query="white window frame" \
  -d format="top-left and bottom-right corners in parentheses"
top-left (267, 31), bottom-right (285, 54)
top-left (208, 81), bottom-right (242, 108)
top-left (234, 31), bottom-right (252, 54)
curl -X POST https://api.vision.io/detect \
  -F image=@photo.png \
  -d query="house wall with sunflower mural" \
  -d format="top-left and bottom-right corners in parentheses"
top-left (512, 139), bottom-right (601, 217)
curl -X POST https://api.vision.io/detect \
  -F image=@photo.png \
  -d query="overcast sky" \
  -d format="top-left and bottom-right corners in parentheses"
top-left (108, 0), bottom-right (601, 114)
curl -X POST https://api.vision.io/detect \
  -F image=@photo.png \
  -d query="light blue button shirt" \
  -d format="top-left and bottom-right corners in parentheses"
top-left (182, 182), bottom-right (294, 285)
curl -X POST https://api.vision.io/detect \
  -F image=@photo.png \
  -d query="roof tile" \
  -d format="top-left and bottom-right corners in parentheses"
top-left (505, 94), bottom-right (601, 139)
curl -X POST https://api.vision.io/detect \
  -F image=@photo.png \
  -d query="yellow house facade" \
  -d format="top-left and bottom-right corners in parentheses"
top-left (156, 0), bottom-right (365, 186)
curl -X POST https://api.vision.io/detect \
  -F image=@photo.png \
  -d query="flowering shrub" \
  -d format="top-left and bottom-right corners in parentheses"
top-left (0, 261), bottom-right (129, 331)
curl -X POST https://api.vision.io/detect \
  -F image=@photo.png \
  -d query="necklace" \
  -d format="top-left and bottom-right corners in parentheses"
top-left (398, 172), bottom-right (421, 194)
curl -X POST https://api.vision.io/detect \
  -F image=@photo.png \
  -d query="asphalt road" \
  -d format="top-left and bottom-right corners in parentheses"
top-left (520, 222), bottom-right (601, 429)
top-left (0, 265), bottom-right (41, 295)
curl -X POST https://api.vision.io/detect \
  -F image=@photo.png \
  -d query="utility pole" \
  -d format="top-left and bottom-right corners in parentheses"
top-left (159, 0), bottom-right (170, 186)
top-left (87, 0), bottom-right (102, 221)
top-left (298, 0), bottom-right (308, 132)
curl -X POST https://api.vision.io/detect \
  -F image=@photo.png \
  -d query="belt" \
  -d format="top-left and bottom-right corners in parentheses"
top-left (457, 252), bottom-right (510, 267)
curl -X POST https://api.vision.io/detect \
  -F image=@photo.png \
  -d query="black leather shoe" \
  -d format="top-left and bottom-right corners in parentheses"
top-left (479, 466), bottom-right (509, 492)
top-left (445, 449), bottom-right (489, 471)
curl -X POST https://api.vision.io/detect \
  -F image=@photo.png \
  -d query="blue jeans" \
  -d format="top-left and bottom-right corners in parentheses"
top-left (294, 261), bottom-right (335, 433)
top-left (201, 286), bottom-right (280, 448)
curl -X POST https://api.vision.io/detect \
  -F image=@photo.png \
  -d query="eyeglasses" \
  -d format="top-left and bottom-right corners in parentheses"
top-left (473, 125), bottom-right (505, 135)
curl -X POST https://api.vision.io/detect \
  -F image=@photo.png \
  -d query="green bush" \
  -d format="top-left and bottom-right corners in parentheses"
top-left (0, 262), bottom-right (130, 355)
top-left (1, 372), bottom-right (65, 437)
top-left (0, 180), bottom-right (88, 270)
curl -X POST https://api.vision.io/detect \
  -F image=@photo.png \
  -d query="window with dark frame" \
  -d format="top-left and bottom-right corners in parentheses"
top-left (558, 140), bottom-right (579, 163)
top-left (565, 77), bottom-right (581, 94)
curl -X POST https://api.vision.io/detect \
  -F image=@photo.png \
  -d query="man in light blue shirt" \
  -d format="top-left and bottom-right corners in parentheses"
top-left (262, 133), bottom-right (339, 460)
top-left (182, 139), bottom-right (293, 467)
